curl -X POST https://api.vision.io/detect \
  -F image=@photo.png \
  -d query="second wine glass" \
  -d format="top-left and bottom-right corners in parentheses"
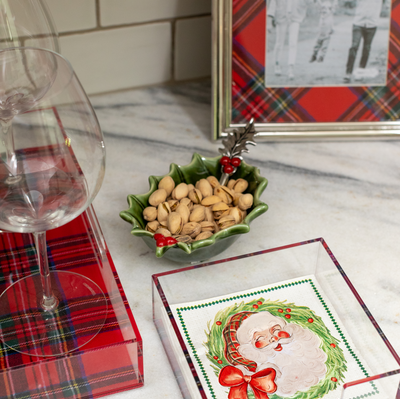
top-left (0, 47), bottom-right (107, 357)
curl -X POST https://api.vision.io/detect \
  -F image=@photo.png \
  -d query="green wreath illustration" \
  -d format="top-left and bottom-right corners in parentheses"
top-left (204, 298), bottom-right (347, 399)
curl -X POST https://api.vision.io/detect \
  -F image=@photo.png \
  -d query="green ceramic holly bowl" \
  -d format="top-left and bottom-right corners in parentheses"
top-left (119, 153), bottom-right (268, 263)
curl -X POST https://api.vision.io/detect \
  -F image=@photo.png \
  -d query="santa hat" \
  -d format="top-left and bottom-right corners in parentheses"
top-left (222, 311), bottom-right (258, 372)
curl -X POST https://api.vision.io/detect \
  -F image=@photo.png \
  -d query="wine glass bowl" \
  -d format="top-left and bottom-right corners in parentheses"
top-left (0, 47), bottom-right (106, 357)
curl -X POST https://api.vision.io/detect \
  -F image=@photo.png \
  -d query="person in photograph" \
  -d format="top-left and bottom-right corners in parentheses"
top-left (309, 0), bottom-right (337, 63)
top-left (343, 0), bottom-right (383, 83)
top-left (267, 0), bottom-right (310, 80)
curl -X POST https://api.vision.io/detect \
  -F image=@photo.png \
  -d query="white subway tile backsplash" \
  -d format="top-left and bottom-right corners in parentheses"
top-left (46, 0), bottom-right (97, 33)
top-left (59, 23), bottom-right (172, 95)
top-left (99, 0), bottom-right (211, 27)
top-left (174, 16), bottom-right (211, 81)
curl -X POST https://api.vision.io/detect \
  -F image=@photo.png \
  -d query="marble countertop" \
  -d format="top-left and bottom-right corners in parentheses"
top-left (90, 80), bottom-right (400, 399)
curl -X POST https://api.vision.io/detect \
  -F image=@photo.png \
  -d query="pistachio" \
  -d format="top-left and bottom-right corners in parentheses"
top-left (180, 197), bottom-right (193, 211)
top-left (201, 195), bottom-right (222, 207)
top-left (200, 221), bottom-right (215, 232)
top-left (176, 203), bottom-right (190, 225)
top-left (213, 209), bottom-right (230, 220)
top-left (213, 221), bottom-right (220, 233)
top-left (233, 192), bottom-right (242, 206)
top-left (188, 188), bottom-right (203, 204)
top-left (206, 175), bottom-right (220, 189)
top-left (189, 206), bottom-right (206, 223)
top-left (181, 222), bottom-right (201, 238)
top-left (217, 215), bottom-right (236, 229)
top-left (146, 220), bottom-right (160, 233)
top-left (212, 202), bottom-right (229, 212)
top-left (214, 186), bottom-right (234, 204)
top-left (204, 206), bottom-right (214, 222)
top-left (158, 176), bottom-right (175, 196)
top-left (157, 202), bottom-right (171, 223)
top-left (168, 199), bottom-right (179, 212)
top-left (174, 183), bottom-right (189, 200)
top-left (233, 178), bottom-right (249, 193)
top-left (143, 206), bottom-right (157, 222)
top-left (154, 227), bottom-right (172, 237)
top-left (195, 231), bottom-right (213, 241)
top-left (167, 212), bottom-right (183, 235)
top-left (229, 206), bottom-right (243, 224)
top-left (197, 179), bottom-right (213, 198)
top-left (238, 193), bottom-right (253, 211)
top-left (227, 179), bottom-right (236, 190)
top-left (174, 235), bottom-right (193, 243)
top-left (149, 188), bottom-right (167, 207)
top-left (187, 184), bottom-right (195, 192)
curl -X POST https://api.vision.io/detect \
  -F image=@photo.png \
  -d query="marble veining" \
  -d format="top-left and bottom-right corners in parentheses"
top-left (89, 80), bottom-right (400, 399)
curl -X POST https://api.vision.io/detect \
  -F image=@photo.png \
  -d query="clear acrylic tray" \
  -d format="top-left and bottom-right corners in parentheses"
top-left (152, 238), bottom-right (400, 399)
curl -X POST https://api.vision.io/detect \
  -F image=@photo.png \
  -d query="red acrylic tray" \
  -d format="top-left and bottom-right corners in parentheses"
top-left (0, 206), bottom-right (143, 399)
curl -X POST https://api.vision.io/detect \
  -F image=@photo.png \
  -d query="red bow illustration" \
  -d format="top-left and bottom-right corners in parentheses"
top-left (218, 365), bottom-right (277, 399)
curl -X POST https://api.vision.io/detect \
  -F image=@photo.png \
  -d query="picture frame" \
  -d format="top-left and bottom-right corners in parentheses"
top-left (212, 0), bottom-right (400, 140)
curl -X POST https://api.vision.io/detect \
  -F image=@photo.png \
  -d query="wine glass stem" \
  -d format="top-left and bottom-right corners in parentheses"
top-left (1, 119), bottom-right (18, 177)
top-left (34, 231), bottom-right (58, 311)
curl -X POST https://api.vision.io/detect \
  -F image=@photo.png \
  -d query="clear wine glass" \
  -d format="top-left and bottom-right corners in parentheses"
top-left (0, 0), bottom-right (59, 52)
top-left (0, 47), bottom-right (107, 357)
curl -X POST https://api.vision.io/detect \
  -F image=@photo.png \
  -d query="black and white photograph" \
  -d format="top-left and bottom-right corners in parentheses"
top-left (265, 0), bottom-right (391, 87)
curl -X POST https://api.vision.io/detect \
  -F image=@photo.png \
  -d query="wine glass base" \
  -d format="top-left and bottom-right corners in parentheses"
top-left (0, 271), bottom-right (108, 357)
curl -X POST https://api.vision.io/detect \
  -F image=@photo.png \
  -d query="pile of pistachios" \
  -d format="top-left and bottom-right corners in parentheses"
top-left (142, 175), bottom-right (254, 243)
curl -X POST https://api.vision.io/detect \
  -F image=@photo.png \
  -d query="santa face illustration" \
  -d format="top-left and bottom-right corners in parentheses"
top-left (222, 311), bottom-right (328, 397)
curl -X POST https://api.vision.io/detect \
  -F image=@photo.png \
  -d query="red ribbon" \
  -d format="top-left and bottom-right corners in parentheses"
top-left (218, 365), bottom-right (277, 399)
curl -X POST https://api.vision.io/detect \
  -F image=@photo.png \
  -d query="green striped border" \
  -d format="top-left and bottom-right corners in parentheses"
top-left (175, 278), bottom-right (378, 399)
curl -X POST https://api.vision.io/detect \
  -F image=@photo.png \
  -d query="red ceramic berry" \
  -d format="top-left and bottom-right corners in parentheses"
top-left (278, 309), bottom-right (283, 313)
top-left (154, 233), bottom-right (164, 240)
top-left (330, 343), bottom-right (336, 348)
top-left (213, 355), bottom-right (218, 359)
top-left (166, 237), bottom-right (178, 245)
top-left (224, 164), bottom-right (234, 174)
top-left (257, 301), bottom-right (263, 305)
top-left (230, 157), bottom-right (241, 167)
top-left (252, 304), bottom-right (258, 309)
top-left (286, 308), bottom-right (291, 312)
top-left (220, 156), bottom-right (231, 166)
top-left (331, 377), bottom-right (337, 382)
top-left (156, 239), bottom-right (167, 247)
top-left (218, 360), bottom-right (223, 364)
top-left (285, 314), bottom-right (291, 319)
top-left (216, 321), bottom-right (222, 326)
top-left (308, 318), bottom-right (314, 323)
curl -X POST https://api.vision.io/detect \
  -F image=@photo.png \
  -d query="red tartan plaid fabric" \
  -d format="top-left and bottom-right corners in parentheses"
top-left (232, 0), bottom-right (400, 124)
top-left (223, 311), bottom-right (257, 372)
top-left (0, 209), bottom-right (143, 399)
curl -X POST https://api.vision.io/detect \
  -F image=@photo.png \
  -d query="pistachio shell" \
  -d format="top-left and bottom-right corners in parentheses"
top-left (189, 206), bottom-right (206, 223)
top-left (201, 195), bottom-right (222, 207)
top-left (217, 215), bottom-right (236, 229)
top-left (200, 221), bottom-right (215, 232)
top-left (176, 203), bottom-right (190, 225)
top-left (197, 179), bottom-right (213, 198)
top-left (181, 222), bottom-right (201, 238)
top-left (173, 234), bottom-right (193, 243)
top-left (206, 175), bottom-right (220, 189)
top-left (227, 179), bottom-right (236, 190)
top-left (233, 178), bottom-right (249, 193)
top-left (157, 202), bottom-right (171, 223)
top-left (167, 212), bottom-right (183, 235)
top-left (238, 193), bottom-right (253, 211)
top-left (214, 186), bottom-right (233, 204)
top-left (195, 231), bottom-right (213, 241)
top-left (187, 184), bottom-right (195, 192)
top-left (154, 227), bottom-right (172, 237)
top-left (174, 183), bottom-right (189, 200)
top-left (158, 176), bottom-right (175, 196)
top-left (143, 206), bottom-right (157, 222)
top-left (180, 197), bottom-right (193, 211)
top-left (212, 202), bottom-right (229, 212)
top-left (168, 199), bottom-right (179, 211)
top-left (233, 192), bottom-right (242, 206)
top-left (213, 209), bottom-right (230, 220)
top-left (229, 206), bottom-right (243, 224)
top-left (146, 220), bottom-right (160, 233)
top-left (204, 206), bottom-right (214, 222)
top-left (188, 188), bottom-right (203, 204)
top-left (148, 188), bottom-right (167, 206)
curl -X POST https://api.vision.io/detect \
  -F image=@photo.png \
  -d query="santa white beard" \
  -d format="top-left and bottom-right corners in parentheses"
top-left (238, 323), bottom-right (327, 397)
